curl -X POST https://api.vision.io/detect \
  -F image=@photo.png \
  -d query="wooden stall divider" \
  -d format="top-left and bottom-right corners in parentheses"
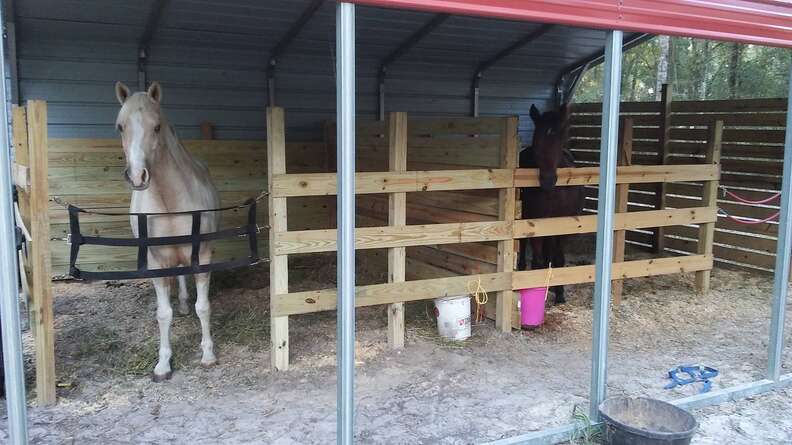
top-left (655, 84), bottom-right (673, 253)
top-left (612, 118), bottom-right (633, 305)
top-left (495, 117), bottom-right (518, 332)
top-left (695, 120), bottom-right (724, 294)
top-left (25, 100), bottom-right (56, 405)
top-left (267, 107), bottom-right (290, 370)
top-left (387, 112), bottom-right (407, 348)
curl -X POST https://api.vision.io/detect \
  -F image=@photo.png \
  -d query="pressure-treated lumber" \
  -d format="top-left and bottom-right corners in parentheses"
top-left (275, 207), bottom-right (716, 256)
top-left (271, 168), bottom-right (513, 197)
top-left (272, 163), bottom-right (717, 198)
top-left (12, 106), bottom-right (30, 234)
top-left (513, 254), bottom-right (713, 290)
top-left (695, 121), bottom-right (723, 294)
top-left (612, 118), bottom-right (633, 304)
top-left (274, 221), bottom-right (512, 254)
top-left (273, 272), bottom-right (510, 317)
top-left (272, 255), bottom-right (712, 317)
top-left (267, 107), bottom-right (289, 371)
top-left (515, 164), bottom-right (718, 188)
top-left (513, 207), bottom-right (717, 238)
top-left (27, 101), bottom-right (56, 405)
top-left (387, 112), bottom-right (407, 349)
top-left (496, 117), bottom-right (518, 332)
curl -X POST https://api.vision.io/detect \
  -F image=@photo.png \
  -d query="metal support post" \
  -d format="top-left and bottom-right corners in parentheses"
top-left (0, 0), bottom-right (29, 441)
top-left (589, 29), bottom-right (623, 419)
top-left (336, 3), bottom-right (356, 444)
top-left (768, 64), bottom-right (792, 381)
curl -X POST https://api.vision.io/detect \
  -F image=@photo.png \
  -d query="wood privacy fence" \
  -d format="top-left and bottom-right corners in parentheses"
top-left (268, 107), bottom-right (719, 369)
top-left (569, 87), bottom-right (789, 272)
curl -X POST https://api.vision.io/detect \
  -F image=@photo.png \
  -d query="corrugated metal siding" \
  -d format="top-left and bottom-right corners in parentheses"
top-left (15, 0), bottom-right (610, 142)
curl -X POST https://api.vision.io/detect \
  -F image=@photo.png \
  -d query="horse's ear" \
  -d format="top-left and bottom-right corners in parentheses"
top-left (115, 81), bottom-right (130, 105)
top-left (529, 104), bottom-right (541, 122)
top-left (147, 81), bottom-right (162, 104)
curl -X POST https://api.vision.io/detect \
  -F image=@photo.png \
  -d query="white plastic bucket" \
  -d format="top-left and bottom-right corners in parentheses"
top-left (434, 296), bottom-right (471, 341)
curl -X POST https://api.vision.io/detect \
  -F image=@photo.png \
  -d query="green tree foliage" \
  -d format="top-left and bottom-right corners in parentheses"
top-left (574, 37), bottom-right (791, 103)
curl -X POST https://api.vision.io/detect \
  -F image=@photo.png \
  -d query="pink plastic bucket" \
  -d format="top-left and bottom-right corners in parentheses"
top-left (520, 287), bottom-right (547, 328)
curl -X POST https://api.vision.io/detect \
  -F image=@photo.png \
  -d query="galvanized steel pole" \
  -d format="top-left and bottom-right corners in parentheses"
top-left (336, 2), bottom-right (356, 444)
top-left (768, 64), bottom-right (792, 381)
top-left (0, 0), bottom-right (30, 441)
top-left (589, 29), bottom-right (623, 419)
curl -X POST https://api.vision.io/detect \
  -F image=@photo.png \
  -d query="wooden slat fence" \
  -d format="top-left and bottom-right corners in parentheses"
top-left (569, 92), bottom-right (788, 272)
top-left (47, 138), bottom-right (332, 276)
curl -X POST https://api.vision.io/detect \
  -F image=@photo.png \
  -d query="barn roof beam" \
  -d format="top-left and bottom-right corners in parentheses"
top-left (377, 14), bottom-right (449, 119)
top-left (555, 32), bottom-right (653, 105)
top-left (267, 0), bottom-right (325, 106)
top-left (470, 24), bottom-right (554, 116)
top-left (137, 0), bottom-right (171, 90)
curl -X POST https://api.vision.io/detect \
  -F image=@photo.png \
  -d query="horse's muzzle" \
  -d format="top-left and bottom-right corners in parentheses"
top-left (124, 167), bottom-right (150, 191)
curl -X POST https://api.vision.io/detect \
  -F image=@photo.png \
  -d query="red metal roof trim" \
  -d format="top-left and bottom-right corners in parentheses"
top-left (350, 0), bottom-right (792, 48)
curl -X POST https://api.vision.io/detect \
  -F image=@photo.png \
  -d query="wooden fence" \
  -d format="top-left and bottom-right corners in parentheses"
top-left (268, 107), bottom-right (719, 369)
top-left (44, 132), bottom-right (331, 276)
top-left (570, 87), bottom-right (788, 272)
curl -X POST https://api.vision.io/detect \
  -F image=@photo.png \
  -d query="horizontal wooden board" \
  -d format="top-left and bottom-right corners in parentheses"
top-left (513, 207), bottom-right (716, 238)
top-left (512, 254), bottom-right (712, 289)
top-left (514, 164), bottom-right (719, 187)
top-left (272, 254), bottom-right (712, 316)
top-left (272, 169), bottom-right (513, 197)
top-left (670, 112), bottom-right (787, 127)
top-left (572, 102), bottom-right (663, 113)
top-left (669, 98), bottom-right (787, 113)
top-left (273, 221), bottom-right (511, 255)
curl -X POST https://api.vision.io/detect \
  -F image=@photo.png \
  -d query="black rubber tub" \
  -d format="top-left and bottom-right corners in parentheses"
top-left (598, 397), bottom-right (698, 445)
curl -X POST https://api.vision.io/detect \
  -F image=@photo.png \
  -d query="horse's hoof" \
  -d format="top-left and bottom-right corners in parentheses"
top-left (151, 370), bottom-right (173, 383)
top-left (200, 360), bottom-right (217, 369)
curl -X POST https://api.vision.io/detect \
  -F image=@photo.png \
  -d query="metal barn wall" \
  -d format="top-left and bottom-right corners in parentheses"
top-left (14, 0), bottom-right (608, 142)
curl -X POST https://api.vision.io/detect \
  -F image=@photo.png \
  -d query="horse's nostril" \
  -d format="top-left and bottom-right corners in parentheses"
top-left (141, 168), bottom-right (150, 184)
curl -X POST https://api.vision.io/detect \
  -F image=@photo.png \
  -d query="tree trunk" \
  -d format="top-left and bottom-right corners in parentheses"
top-left (698, 41), bottom-right (710, 100)
top-left (728, 43), bottom-right (742, 99)
top-left (656, 36), bottom-right (670, 100)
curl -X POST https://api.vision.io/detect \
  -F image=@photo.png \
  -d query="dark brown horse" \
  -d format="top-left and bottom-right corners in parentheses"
top-left (518, 104), bottom-right (584, 304)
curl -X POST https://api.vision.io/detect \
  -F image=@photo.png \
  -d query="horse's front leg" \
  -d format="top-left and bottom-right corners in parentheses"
top-left (152, 277), bottom-right (174, 381)
top-left (550, 236), bottom-right (567, 304)
top-left (195, 271), bottom-right (216, 367)
top-left (177, 275), bottom-right (190, 316)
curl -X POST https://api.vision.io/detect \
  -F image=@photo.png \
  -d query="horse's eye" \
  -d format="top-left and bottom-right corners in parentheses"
top-left (154, 124), bottom-right (161, 133)
top-left (117, 124), bottom-right (123, 133)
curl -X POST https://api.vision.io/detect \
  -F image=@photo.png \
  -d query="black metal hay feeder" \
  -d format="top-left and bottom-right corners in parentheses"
top-left (67, 198), bottom-right (263, 281)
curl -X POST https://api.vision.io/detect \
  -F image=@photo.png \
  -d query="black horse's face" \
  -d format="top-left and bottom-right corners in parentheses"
top-left (530, 104), bottom-right (570, 191)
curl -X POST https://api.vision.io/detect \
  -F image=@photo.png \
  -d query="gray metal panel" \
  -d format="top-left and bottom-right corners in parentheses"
top-left (15, 1), bottom-right (608, 142)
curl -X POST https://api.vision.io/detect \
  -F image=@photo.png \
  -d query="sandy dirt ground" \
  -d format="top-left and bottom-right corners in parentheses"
top-left (1, 245), bottom-right (791, 444)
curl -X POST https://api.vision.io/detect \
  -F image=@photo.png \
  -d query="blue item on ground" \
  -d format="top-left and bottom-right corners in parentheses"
top-left (664, 365), bottom-right (719, 393)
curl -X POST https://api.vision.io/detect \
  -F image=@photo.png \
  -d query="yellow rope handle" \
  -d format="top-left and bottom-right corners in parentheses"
top-left (467, 277), bottom-right (489, 324)
top-left (543, 262), bottom-right (553, 303)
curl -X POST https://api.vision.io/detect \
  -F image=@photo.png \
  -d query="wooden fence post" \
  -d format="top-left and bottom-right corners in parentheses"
top-left (199, 121), bottom-right (214, 140)
top-left (387, 112), bottom-right (407, 348)
top-left (612, 118), bottom-right (633, 305)
top-left (495, 116), bottom-right (518, 332)
top-left (267, 107), bottom-right (290, 370)
top-left (27, 100), bottom-right (56, 404)
top-left (695, 120), bottom-right (723, 294)
top-left (654, 83), bottom-right (673, 253)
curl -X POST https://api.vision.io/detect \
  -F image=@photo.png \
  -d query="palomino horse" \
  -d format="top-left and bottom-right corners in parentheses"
top-left (518, 104), bottom-right (584, 304)
top-left (115, 81), bottom-right (220, 381)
